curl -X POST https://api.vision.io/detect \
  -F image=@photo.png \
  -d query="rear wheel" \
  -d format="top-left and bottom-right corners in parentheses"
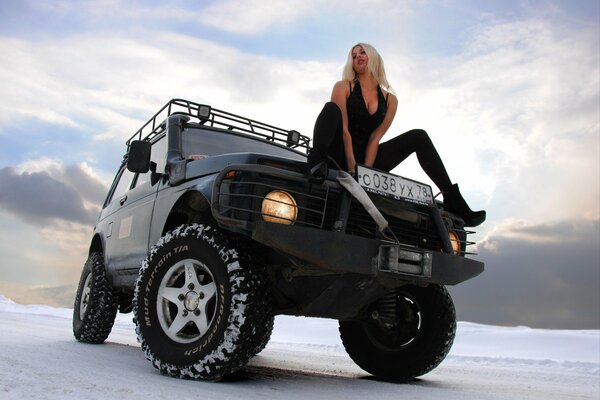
top-left (339, 284), bottom-right (456, 381)
top-left (73, 252), bottom-right (119, 343)
top-left (133, 224), bottom-right (272, 380)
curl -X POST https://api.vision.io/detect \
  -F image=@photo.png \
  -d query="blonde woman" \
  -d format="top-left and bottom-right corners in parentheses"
top-left (308, 43), bottom-right (485, 226)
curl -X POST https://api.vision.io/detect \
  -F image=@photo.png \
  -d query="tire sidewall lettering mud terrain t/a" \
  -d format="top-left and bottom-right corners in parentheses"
top-left (133, 224), bottom-right (272, 380)
top-left (137, 230), bottom-right (231, 363)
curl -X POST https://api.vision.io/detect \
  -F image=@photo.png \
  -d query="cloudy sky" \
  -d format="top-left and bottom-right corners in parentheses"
top-left (0, 0), bottom-right (598, 328)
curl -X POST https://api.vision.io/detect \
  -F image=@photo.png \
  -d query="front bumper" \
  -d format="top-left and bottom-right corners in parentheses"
top-left (252, 221), bottom-right (483, 286)
top-left (211, 163), bottom-right (483, 285)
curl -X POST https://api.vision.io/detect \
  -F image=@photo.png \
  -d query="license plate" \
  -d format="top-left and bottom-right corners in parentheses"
top-left (356, 165), bottom-right (434, 205)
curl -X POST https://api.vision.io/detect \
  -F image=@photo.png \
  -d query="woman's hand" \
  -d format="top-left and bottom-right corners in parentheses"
top-left (347, 158), bottom-right (356, 175)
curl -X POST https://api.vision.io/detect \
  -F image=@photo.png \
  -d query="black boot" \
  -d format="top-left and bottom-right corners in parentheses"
top-left (308, 161), bottom-right (328, 181)
top-left (307, 149), bottom-right (329, 181)
top-left (443, 184), bottom-right (486, 227)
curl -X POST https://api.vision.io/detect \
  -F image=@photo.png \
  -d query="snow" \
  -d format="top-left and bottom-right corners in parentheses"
top-left (0, 294), bottom-right (598, 399)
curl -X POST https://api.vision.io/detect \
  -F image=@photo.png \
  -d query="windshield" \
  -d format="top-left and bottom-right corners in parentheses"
top-left (182, 127), bottom-right (306, 161)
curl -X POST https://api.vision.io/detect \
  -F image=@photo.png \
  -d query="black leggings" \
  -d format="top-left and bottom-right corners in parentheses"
top-left (309, 102), bottom-right (453, 191)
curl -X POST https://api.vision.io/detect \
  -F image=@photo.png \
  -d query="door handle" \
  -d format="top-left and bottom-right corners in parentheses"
top-left (119, 196), bottom-right (128, 206)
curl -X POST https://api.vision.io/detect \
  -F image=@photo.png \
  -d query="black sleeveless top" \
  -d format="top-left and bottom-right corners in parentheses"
top-left (346, 80), bottom-right (388, 163)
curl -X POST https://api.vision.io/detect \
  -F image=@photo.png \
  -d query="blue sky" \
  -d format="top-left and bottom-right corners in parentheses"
top-left (0, 0), bottom-right (598, 328)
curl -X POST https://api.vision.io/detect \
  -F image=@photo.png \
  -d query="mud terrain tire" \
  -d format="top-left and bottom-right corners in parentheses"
top-left (339, 284), bottom-right (456, 381)
top-left (73, 252), bottom-right (119, 343)
top-left (133, 224), bottom-right (272, 380)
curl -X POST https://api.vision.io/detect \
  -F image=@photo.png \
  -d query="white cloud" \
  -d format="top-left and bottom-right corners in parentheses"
top-left (0, 5), bottom-right (597, 251)
top-left (0, 31), bottom-right (337, 143)
top-left (454, 216), bottom-right (600, 328)
top-left (22, 0), bottom-right (420, 37)
top-left (196, 0), bottom-right (417, 35)
top-left (381, 16), bottom-right (599, 225)
top-left (1, 6), bottom-right (597, 231)
top-left (198, 0), bottom-right (317, 34)
top-left (478, 218), bottom-right (600, 251)
top-left (0, 158), bottom-right (108, 228)
top-left (17, 157), bottom-right (108, 201)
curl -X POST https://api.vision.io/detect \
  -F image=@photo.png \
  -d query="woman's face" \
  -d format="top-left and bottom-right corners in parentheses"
top-left (352, 45), bottom-right (368, 74)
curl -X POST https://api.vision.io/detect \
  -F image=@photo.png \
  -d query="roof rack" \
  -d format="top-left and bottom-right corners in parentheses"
top-left (125, 98), bottom-right (311, 154)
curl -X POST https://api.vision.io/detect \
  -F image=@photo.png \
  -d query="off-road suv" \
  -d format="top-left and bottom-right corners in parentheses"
top-left (73, 98), bottom-right (484, 381)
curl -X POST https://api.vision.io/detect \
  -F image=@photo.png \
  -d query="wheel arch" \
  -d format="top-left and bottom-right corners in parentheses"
top-left (161, 189), bottom-right (216, 236)
top-left (88, 234), bottom-right (104, 256)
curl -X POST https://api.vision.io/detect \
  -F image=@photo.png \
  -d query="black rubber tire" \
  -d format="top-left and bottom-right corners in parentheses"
top-left (253, 314), bottom-right (274, 355)
top-left (339, 284), bottom-right (456, 381)
top-left (133, 224), bottom-right (272, 380)
top-left (73, 252), bottom-right (119, 343)
top-left (239, 239), bottom-right (274, 356)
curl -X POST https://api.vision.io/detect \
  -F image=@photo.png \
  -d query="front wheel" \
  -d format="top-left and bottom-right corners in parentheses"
top-left (133, 224), bottom-right (272, 380)
top-left (339, 284), bottom-right (456, 381)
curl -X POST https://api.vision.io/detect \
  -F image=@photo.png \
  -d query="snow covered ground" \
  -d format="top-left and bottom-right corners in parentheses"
top-left (1, 294), bottom-right (598, 399)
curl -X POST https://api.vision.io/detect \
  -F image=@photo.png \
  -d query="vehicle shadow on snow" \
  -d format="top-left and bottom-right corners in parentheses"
top-left (76, 341), bottom-right (452, 393)
top-left (221, 364), bottom-right (362, 382)
top-left (94, 340), bottom-right (448, 389)
top-left (360, 374), bottom-right (449, 388)
top-left (225, 364), bottom-right (447, 389)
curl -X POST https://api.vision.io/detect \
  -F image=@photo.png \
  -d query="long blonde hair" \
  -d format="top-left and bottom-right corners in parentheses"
top-left (342, 43), bottom-right (392, 92)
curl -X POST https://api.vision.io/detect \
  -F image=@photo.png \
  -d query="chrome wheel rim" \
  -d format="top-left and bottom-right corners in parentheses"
top-left (156, 259), bottom-right (218, 344)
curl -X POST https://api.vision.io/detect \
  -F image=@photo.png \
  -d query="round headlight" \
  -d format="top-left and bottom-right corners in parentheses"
top-left (261, 190), bottom-right (298, 225)
top-left (448, 231), bottom-right (461, 255)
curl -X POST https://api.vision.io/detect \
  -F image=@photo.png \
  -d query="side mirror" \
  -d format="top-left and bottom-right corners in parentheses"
top-left (127, 140), bottom-right (151, 173)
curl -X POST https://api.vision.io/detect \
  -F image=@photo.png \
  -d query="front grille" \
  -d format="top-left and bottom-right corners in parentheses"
top-left (214, 171), bottom-right (443, 252)
top-left (346, 201), bottom-right (442, 251)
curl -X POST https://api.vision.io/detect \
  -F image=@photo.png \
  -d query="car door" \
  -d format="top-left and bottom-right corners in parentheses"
top-left (103, 136), bottom-right (167, 283)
